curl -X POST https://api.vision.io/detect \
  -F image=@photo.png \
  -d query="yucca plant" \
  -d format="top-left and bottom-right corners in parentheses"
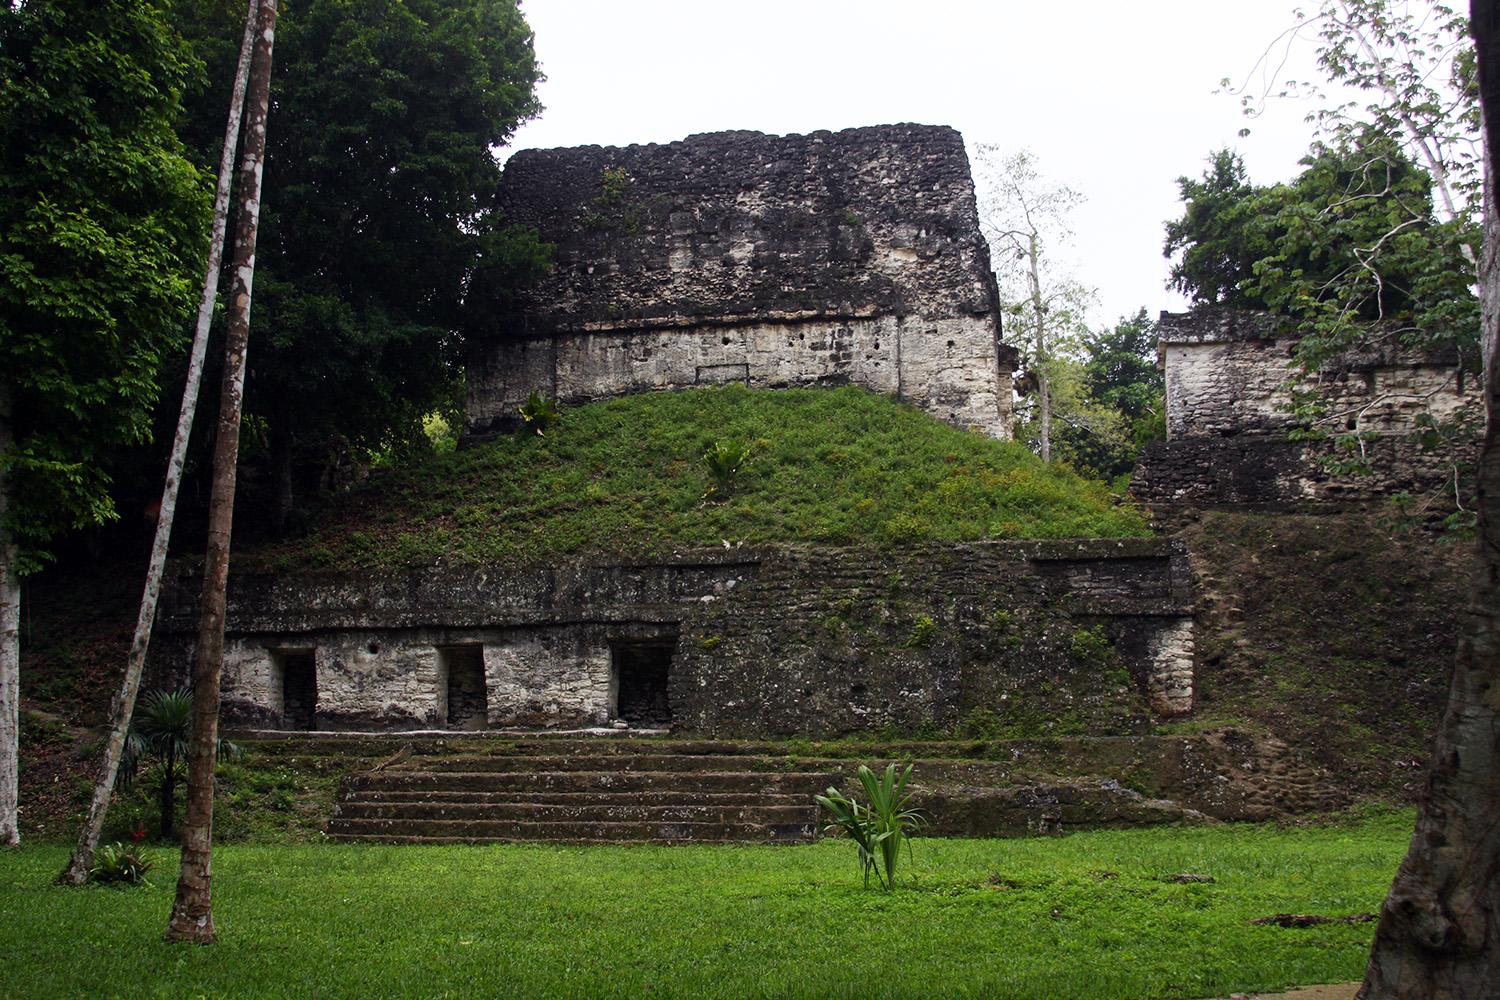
top-left (517, 391), bottom-right (561, 436)
top-left (816, 763), bottom-right (927, 890)
top-left (702, 439), bottom-right (753, 499)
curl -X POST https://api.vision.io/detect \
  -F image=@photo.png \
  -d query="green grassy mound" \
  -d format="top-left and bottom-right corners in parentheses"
top-left (248, 386), bottom-right (1146, 572)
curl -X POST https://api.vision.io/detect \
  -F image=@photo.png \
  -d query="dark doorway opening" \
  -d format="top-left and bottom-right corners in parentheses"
top-left (278, 650), bottom-right (317, 730)
top-left (439, 645), bottom-right (488, 730)
top-left (611, 638), bottom-right (675, 727)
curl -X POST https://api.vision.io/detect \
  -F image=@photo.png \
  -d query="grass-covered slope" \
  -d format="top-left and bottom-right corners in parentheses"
top-left (247, 386), bottom-right (1146, 572)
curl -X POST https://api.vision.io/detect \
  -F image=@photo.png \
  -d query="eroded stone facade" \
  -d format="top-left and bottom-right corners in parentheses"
top-left (155, 541), bottom-right (1196, 735)
top-left (467, 124), bottom-right (1014, 437)
top-left (1134, 307), bottom-right (1479, 508)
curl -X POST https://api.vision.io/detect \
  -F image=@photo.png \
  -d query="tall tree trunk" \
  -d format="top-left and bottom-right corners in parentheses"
top-left (160, 743), bottom-right (175, 841)
top-left (1357, 4), bottom-right (1500, 994)
top-left (57, 0), bottom-right (261, 886)
top-left (1027, 232), bottom-right (1052, 463)
top-left (0, 380), bottom-right (19, 847)
top-left (164, 0), bottom-right (277, 945)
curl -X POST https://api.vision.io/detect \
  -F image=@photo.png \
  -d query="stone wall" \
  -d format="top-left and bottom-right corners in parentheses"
top-left (467, 124), bottom-right (1014, 438)
top-left (154, 541), bottom-right (1195, 736)
top-left (1135, 306), bottom-right (1478, 508)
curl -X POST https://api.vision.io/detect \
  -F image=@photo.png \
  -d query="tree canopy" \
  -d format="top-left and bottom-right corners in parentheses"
top-left (0, 0), bottom-right (210, 564)
top-left (172, 0), bottom-right (548, 528)
top-left (1165, 137), bottom-right (1479, 370)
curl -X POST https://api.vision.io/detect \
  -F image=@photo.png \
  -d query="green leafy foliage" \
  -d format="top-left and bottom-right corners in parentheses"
top-left (244, 387), bottom-right (1148, 572)
top-left (1166, 137), bottom-right (1478, 370)
top-left (119, 688), bottom-right (239, 839)
top-left (701, 439), bottom-right (753, 499)
top-left (167, 0), bottom-right (547, 518)
top-left (0, 0), bottom-right (210, 566)
top-left (1165, 136), bottom-right (1479, 506)
top-left (516, 392), bottom-right (560, 438)
top-left (816, 763), bottom-right (928, 890)
top-left (88, 841), bottom-right (156, 887)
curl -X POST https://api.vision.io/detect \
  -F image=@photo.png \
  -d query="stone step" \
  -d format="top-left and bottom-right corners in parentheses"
top-left (325, 833), bottom-right (802, 846)
top-left (345, 770), bottom-right (840, 795)
top-left (326, 816), bottom-right (816, 843)
top-left (344, 789), bottom-right (815, 807)
top-left (334, 800), bottom-right (819, 824)
top-left (399, 753), bottom-right (834, 774)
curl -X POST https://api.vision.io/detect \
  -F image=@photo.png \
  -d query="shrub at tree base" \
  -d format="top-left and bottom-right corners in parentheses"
top-left (88, 842), bottom-right (156, 887)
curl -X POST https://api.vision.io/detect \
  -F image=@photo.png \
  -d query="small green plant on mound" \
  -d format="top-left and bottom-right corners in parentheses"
top-left (88, 841), bottom-right (156, 887)
top-left (702, 438), bottom-right (754, 499)
top-left (517, 392), bottom-right (560, 437)
top-left (816, 763), bottom-right (927, 891)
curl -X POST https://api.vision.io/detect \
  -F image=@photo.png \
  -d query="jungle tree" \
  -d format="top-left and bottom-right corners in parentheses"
top-left (0, 0), bottom-right (210, 845)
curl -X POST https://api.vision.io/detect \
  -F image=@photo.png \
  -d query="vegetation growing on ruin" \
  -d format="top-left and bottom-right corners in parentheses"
top-left (1181, 510), bottom-right (1464, 801)
top-left (244, 386), bottom-right (1148, 572)
top-left (0, 811), bottom-right (1407, 998)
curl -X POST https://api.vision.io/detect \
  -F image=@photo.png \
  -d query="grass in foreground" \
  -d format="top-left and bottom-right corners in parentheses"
top-left (0, 811), bottom-right (1407, 999)
top-left (245, 386), bottom-right (1146, 572)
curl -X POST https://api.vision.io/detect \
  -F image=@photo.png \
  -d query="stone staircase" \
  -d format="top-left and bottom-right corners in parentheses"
top-left (328, 741), bottom-right (841, 844)
top-left (268, 727), bottom-right (1312, 845)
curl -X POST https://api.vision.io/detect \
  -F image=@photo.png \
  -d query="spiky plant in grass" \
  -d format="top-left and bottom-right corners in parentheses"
top-left (89, 842), bottom-right (156, 887)
top-left (702, 439), bottom-right (754, 499)
top-left (816, 764), bottom-right (927, 890)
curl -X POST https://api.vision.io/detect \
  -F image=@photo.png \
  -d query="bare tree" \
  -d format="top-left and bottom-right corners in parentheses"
top-left (0, 381), bottom-right (16, 847)
top-left (164, 0), bottom-right (277, 945)
top-left (56, 0), bottom-right (262, 887)
top-left (1356, 3), bottom-right (1500, 994)
top-left (973, 146), bottom-right (1093, 462)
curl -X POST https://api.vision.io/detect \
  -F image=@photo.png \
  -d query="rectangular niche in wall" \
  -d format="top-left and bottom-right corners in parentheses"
top-left (438, 645), bottom-right (488, 731)
top-left (275, 649), bottom-right (317, 731)
top-left (610, 637), bottom-right (676, 728)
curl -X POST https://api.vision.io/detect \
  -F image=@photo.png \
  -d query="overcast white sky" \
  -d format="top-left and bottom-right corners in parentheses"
top-left (502, 1), bottom-right (1337, 328)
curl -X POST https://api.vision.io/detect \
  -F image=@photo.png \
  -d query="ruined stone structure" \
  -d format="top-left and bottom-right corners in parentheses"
top-left (466, 124), bottom-right (1014, 438)
top-left (1132, 307), bottom-right (1479, 508)
top-left (155, 540), bottom-right (1195, 736)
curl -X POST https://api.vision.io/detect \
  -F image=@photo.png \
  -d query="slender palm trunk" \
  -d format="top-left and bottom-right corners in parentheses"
top-left (0, 380), bottom-right (19, 847)
top-left (1357, 5), bottom-right (1500, 993)
top-left (57, 0), bottom-right (261, 886)
top-left (160, 743), bottom-right (175, 841)
top-left (164, 0), bottom-right (277, 944)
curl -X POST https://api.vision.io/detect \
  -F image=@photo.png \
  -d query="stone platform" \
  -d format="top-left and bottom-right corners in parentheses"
top-left (242, 729), bottom-right (1340, 845)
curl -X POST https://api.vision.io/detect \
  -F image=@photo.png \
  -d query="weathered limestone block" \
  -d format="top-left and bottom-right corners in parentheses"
top-left (468, 124), bottom-right (1013, 438)
top-left (1159, 307), bottom-right (1474, 442)
top-left (1135, 306), bottom-right (1480, 509)
top-left (485, 628), bottom-right (612, 728)
top-left (1144, 619), bottom-right (1195, 716)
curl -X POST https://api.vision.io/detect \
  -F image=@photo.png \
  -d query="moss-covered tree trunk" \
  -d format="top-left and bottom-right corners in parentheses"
top-left (1357, 3), bottom-right (1500, 994)
top-left (164, 0), bottom-right (277, 945)
top-left (159, 742), bottom-right (176, 841)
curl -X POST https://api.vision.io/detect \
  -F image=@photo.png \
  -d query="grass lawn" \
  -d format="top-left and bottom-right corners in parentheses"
top-left (0, 812), bottom-right (1407, 999)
